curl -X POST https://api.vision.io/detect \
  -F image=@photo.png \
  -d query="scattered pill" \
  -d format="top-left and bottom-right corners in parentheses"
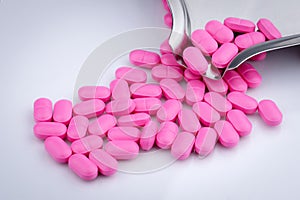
top-left (105, 140), bottom-right (139, 160)
top-left (68, 154), bottom-right (98, 181)
top-left (129, 49), bottom-right (160, 68)
top-left (140, 121), bottom-right (158, 151)
top-left (110, 79), bottom-right (131, 100)
top-left (73, 99), bottom-right (105, 118)
top-left (205, 20), bottom-right (234, 44)
top-left (78, 86), bottom-right (111, 102)
top-left (203, 77), bottom-right (228, 95)
top-left (183, 69), bottom-right (202, 82)
top-left (227, 91), bottom-right (258, 114)
top-left (194, 127), bottom-right (217, 157)
top-left (44, 136), bottom-right (72, 163)
top-left (214, 120), bottom-right (239, 148)
top-left (227, 109), bottom-right (252, 136)
top-left (34, 122), bottom-right (67, 140)
top-left (185, 80), bottom-right (205, 105)
top-left (89, 149), bottom-right (118, 176)
top-left (130, 83), bottom-right (162, 98)
top-left (156, 121), bottom-right (179, 149)
top-left (115, 67), bottom-right (147, 84)
top-left (106, 99), bottom-right (136, 116)
top-left (133, 97), bottom-right (161, 115)
top-left (107, 126), bottom-right (140, 142)
top-left (212, 43), bottom-right (238, 68)
top-left (156, 99), bottom-right (182, 122)
top-left (151, 65), bottom-right (183, 82)
top-left (88, 114), bottom-right (117, 137)
top-left (34, 98), bottom-right (52, 122)
top-left (160, 78), bottom-right (185, 101)
top-left (117, 113), bottom-right (151, 127)
top-left (71, 135), bottom-right (103, 155)
top-left (234, 32), bottom-right (266, 50)
top-left (164, 12), bottom-right (173, 28)
top-left (178, 109), bottom-right (201, 133)
top-left (257, 18), bottom-right (282, 40)
top-left (67, 116), bottom-right (89, 142)
top-left (223, 70), bottom-right (248, 92)
top-left (192, 101), bottom-right (220, 126)
top-left (224, 17), bottom-right (255, 33)
top-left (160, 53), bottom-right (182, 67)
top-left (258, 99), bottom-right (283, 126)
top-left (171, 132), bottom-right (195, 160)
top-left (204, 92), bottom-right (232, 116)
top-left (53, 99), bottom-right (72, 125)
top-left (191, 29), bottom-right (218, 56)
top-left (183, 46), bottom-right (208, 75)
top-left (236, 62), bottom-right (262, 88)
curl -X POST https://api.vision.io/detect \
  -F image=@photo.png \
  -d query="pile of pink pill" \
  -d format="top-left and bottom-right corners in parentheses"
top-left (33, 1), bottom-right (283, 181)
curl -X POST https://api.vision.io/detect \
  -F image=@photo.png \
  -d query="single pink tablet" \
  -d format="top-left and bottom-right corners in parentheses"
top-left (110, 79), bottom-right (131, 100)
top-left (105, 99), bottom-right (136, 116)
top-left (212, 43), bottom-right (238, 68)
top-left (53, 99), bottom-right (72, 125)
top-left (184, 69), bottom-right (202, 81)
top-left (227, 109), bottom-right (252, 136)
top-left (183, 46), bottom-right (208, 75)
top-left (223, 70), bottom-right (248, 93)
top-left (133, 98), bottom-right (161, 115)
top-left (78, 86), bottom-right (111, 102)
top-left (160, 54), bottom-right (182, 67)
top-left (67, 116), bottom-right (89, 142)
top-left (162, 0), bottom-right (170, 11)
top-left (258, 99), bottom-right (282, 126)
top-left (164, 12), bottom-right (173, 28)
top-left (107, 126), bottom-right (140, 142)
top-left (178, 109), bottom-right (201, 133)
top-left (203, 77), bottom-right (228, 95)
top-left (194, 127), bottom-right (217, 157)
top-left (68, 154), bottom-right (98, 181)
top-left (257, 18), bottom-right (282, 40)
top-left (130, 83), bottom-right (162, 98)
top-left (117, 113), bottom-right (151, 127)
top-left (129, 49), bottom-right (160, 68)
top-left (205, 20), bottom-right (234, 44)
top-left (192, 102), bottom-right (220, 126)
top-left (160, 39), bottom-right (173, 55)
top-left (88, 114), bottom-right (117, 137)
top-left (214, 120), bottom-right (239, 148)
top-left (71, 135), bottom-right (103, 155)
top-left (156, 99), bottom-right (182, 122)
top-left (105, 140), bottom-right (139, 160)
top-left (44, 136), bottom-right (72, 163)
top-left (185, 80), bottom-right (205, 105)
top-left (227, 91), bottom-right (258, 114)
top-left (156, 121), bottom-right (178, 149)
top-left (89, 149), bottom-right (118, 176)
top-left (160, 79), bottom-right (185, 101)
top-left (34, 122), bottom-right (67, 140)
top-left (73, 99), bottom-right (105, 118)
top-left (204, 92), bottom-right (232, 116)
top-left (171, 132), bottom-right (195, 160)
top-left (115, 67), bottom-right (147, 84)
top-left (140, 121), bottom-right (158, 151)
top-left (191, 29), bottom-right (218, 56)
top-left (224, 17), bottom-right (255, 33)
top-left (234, 32), bottom-right (266, 50)
top-left (151, 65), bottom-right (183, 82)
top-left (236, 62), bottom-right (262, 88)
top-left (34, 98), bottom-right (52, 122)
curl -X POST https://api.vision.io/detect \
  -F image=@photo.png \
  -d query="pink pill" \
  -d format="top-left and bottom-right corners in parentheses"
top-left (171, 132), bottom-right (195, 160)
top-left (185, 80), bottom-right (205, 105)
top-left (160, 39), bottom-right (173, 55)
top-left (223, 70), bottom-right (248, 93)
top-left (71, 135), bottom-right (103, 155)
top-left (68, 154), bottom-right (98, 181)
top-left (117, 113), bottom-right (151, 127)
top-left (203, 77), bottom-right (228, 95)
top-left (106, 99), bottom-right (136, 116)
top-left (257, 18), bottom-right (282, 40)
top-left (258, 99), bottom-right (283, 126)
top-left (156, 99), bottom-right (182, 122)
top-left (88, 114), bottom-right (117, 137)
top-left (227, 109), bottom-right (252, 137)
top-left (214, 120), bottom-right (239, 148)
top-left (250, 52), bottom-right (267, 61)
top-left (130, 83), bottom-right (162, 98)
top-left (110, 79), bottom-right (131, 100)
top-left (236, 62), bottom-right (262, 88)
top-left (212, 43), bottom-right (238, 68)
top-left (105, 140), bottom-right (139, 160)
top-left (67, 116), bottom-right (89, 142)
top-left (194, 127), bottom-right (217, 157)
top-left (78, 86), bottom-right (111, 102)
top-left (44, 136), bottom-right (72, 163)
top-left (192, 102), bottom-right (221, 126)
top-left (33, 98), bottom-right (52, 122)
top-left (34, 122), bottom-right (67, 140)
top-left (129, 49), bottom-right (160, 68)
top-left (107, 126), bottom-right (140, 142)
top-left (191, 29), bottom-right (218, 56)
top-left (151, 65), bottom-right (183, 82)
top-left (164, 12), bottom-right (173, 28)
top-left (184, 69), bottom-right (202, 82)
top-left (234, 32), bottom-right (266, 50)
top-left (162, 0), bottom-right (170, 11)
top-left (73, 99), bottom-right (105, 118)
top-left (178, 109), bottom-right (201, 133)
top-left (183, 46), bottom-right (208, 75)
top-left (224, 17), bottom-right (255, 33)
top-left (115, 66), bottom-right (147, 84)
top-left (205, 20), bottom-right (234, 44)
top-left (160, 79), bottom-right (185, 101)
top-left (227, 91), bottom-right (258, 114)
top-left (89, 149), bottom-right (118, 176)
top-left (53, 99), bottom-right (72, 125)
top-left (133, 98), bottom-right (161, 115)
top-left (160, 54), bottom-right (182, 67)
top-left (156, 121), bottom-right (178, 149)
top-left (140, 121), bottom-right (158, 151)
top-left (204, 92), bottom-right (232, 116)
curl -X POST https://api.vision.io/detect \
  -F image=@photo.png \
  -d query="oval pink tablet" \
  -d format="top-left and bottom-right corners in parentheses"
top-left (212, 43), bottom-right (238, 68)
top-left (194, 127), bottom-right (217, 157)
top-left (203, 77), bottom-right (228, 95)
top-left (191, 29), bottom-right (218, 56)
top-left (204, 92), bottom-right (232, 116)
top-left (88, 114), bottom-right (117, 137)
top-left (67, 116), bottom-right (89, 142)
top-left (257, 18), bottom-right (282, 40)
top-left (117, 113), bottom-right (151, 127)
top-left (105, 140), bottom-right (139, 160)
top-left (44, 136), bottom-right (72, 163)
top-left (224, 17), bottom-right (255, 33)
top-left (156, 121), bottom-right (178, 149)
top-left (227, 109), bottom-right (252, 137)
top-left (106, 99), bottom-right (136, 116)
top-left (71, 135), bottom-right (103, 155)
top-left (73, 99), bottom-right (105, 118)
top-left (214, 120), bottom-right (239, 148)
top-left (178, 109), bottom-right (201, 133)
top-left (160, 39), bottom-right (172, 55)
top-left (133, 98), bottom-right (161, 115)
top-left (183, 46), bottom-right (208, 75)
top-left (78, 86), bottom-right (111, 102)
top-left (234, 32), bottom-right (266, 50)
top-left (129, 49), bottom-right (160, 68)
top-left (184, 69), bottom-right (202, 82)
top-left (156, 99), bottom-right (182, 122)
top-left (34, 122), bottom-right (67, 140)
top-left (223, 70), bottom-right (248, 93)
top-left (185, 80), bottom-right (205, 105)
top-left (205, 20), bottom-right (234, 44)
top-left (164, 12), bottom-right (172, 28)
top-left (151, 65), bottom-right (183, 82)
top-left (107, 126), bottom-right (140, 142)
top-left (115, 66), bottom-right (147, 84)
top-left (140, 121), bottom-right (158, 151)
top-left (160, 54), bottom-right (182, 67)
top-left (258, 99), bottom-right (282, 126)
top-left (110, 79), bottom-right (131, 100)
top-left (160, 79), bottom-right (185, 101)
top-left (171, 132), bottom-right (195, 160)
top-left (130, 83), bottom-right (162, 98)
top-left (89, 149), bottom-right (118, 176)
top-left (227, 91), bottom-right (258, 114)
top-left (68, 154), bottom-right (98, 181)
top-left (192, 102), bottom-right (221, 126)
top-left (53, 99), bottom-right (72, 125)
top-left (236, 62), bottom-right (262, 88)
top-left (34, 98), bottom-right (52, 122)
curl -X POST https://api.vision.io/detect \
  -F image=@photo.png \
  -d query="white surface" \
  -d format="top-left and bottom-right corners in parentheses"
top-left (1, 0), bottom-right (300, 200)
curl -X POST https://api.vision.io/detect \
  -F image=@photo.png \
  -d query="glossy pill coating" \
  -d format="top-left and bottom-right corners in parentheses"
top-left (258, 100), bottom-right (283, 126)
top-left (205, 20), bottom-right (234, 44)
top-left (89, 149), bottom-right (118, 176)
top-left (212, 43), bottom-right (238, 68)
top-left (68, 154), bottom-right (98, 181)
top-left (34, 122), bottom-right (67, 140)
top-left (129, 49), bottom-right (160, 68)
top-left (178, 109), bottom-right (201, 133)
top-left (73, 99), bottom-right (105, 118)
top-left (227, 109), bottom-right (252, 136)
top-left (78, 86), bottom-right (111, 102)
top-left (156, 121), bottom-right (178, 149)
top-left (214, 120), bottom-right (239, 148)
top-left (160, 54), bottom-right (182, 67)
top-left (71, 135), bottom-right (103, 154)
top-left (151, 65), bottom-right (183, 82)
top-left (171, 132), bottom-right (195, 160)
top-left (53, 99), bottom-right (72, 125)
top-left (192, 102), bottom-right (221, 126)
top-left (223, 70), bottom-right (248, 92)
top-left (44, 136), bottom-right (72, 163)
top-left (133, 98), bottom-right (161, 115)
top-left (106, 99), bottom-right (136, 116)
top-left (184, 69), bottom-right (202, 81)
top-left (203, 77), bottom-right (228, 95)
top-left (110, 79), bottom-right (131, 100)
top-left (194, 127), bottom-right (217, 157)
top-left (160, 79), bottom-right (185, 101)
top-left (164, 12), bottom-right (173, 28)
top-left (234, 32), bottom-right (266, 50)
top-left (33, 98), bottom-right (52, 122)
top-left (115, 66), bottom-right (147, 84)
top-left (185, 80), bottom-right (205, 105)
top-left (160, 39), bottom-right (172, 55)
top-left (204, 92), bottom-right (232, 116)
top-left (183, 46), bottom-right (208, 75)
top-left (257, 18), bottom-right (282, 40)
top-left (156, 99), bottom-right (182, 122)
top-left (88, 114), bottom-right (117, 137)
top-left (140, 121), bottom-right (158, 151)
top-left (227, 91), bottom-right (258, 114)
top-left (130, 83), bottom-right (162, 98)
top-left (105, 140), bottom-right (139, 160)
top-left (107, 126), bottom-right (140, 142)
top-left (117, 113), bottom-right (151, 127)
top-left (224, 17), bottom-right (255, 33)
top-left (67, 116), bottom-right (89, 142)
top-left (191, 29), bottom-right (218, 56)
top-left (236, 62), bottom-right (262, 88)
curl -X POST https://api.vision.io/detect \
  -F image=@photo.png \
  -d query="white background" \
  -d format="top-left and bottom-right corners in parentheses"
top-left (1, 0), bottom-right (300, 200)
